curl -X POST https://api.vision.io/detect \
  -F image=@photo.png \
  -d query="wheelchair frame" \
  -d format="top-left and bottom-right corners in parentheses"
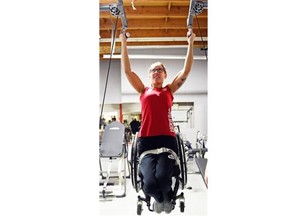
top-left (130, 132), bottom-right (188, 215)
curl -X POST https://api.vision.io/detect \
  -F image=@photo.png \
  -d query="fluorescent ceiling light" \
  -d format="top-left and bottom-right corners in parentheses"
top-left (102, 54), bottom-right (207, 60)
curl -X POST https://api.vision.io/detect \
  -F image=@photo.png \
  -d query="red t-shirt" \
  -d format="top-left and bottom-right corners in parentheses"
top-left (138, 85), bottom-right (175, 137)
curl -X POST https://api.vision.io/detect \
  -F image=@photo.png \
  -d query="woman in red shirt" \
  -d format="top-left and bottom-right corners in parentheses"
top-left (120, 30), bottom-right (195, 214)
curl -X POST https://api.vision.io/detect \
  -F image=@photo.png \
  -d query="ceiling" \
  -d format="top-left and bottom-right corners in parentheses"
top-left (99, 0), bottom-right (208, 59)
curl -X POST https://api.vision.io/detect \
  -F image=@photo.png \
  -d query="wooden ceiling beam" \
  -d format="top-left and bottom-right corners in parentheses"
top-left (99, 41), bottom-right (207, 55)
top-left (100, 18), bottom-right (207, 30)
top-left (100, 0), bottom-right (195, 6)
top-left (100, 46), bottom-right (121, 55)
top-left (100, 8), bottom-right (207, 19)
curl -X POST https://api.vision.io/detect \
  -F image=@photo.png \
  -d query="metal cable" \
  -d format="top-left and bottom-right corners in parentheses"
top-left (99, 16), bottom-right (119, 127)
top-left (195, 14), bottom-right (208, 60)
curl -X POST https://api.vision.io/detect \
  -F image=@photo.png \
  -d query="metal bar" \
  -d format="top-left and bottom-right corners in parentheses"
top-left (187, 0), bottom-right (196, 29)
top-left (100, 4), bottom-right (110, 11)
top-left (117, 0), bottom-right (128, 32)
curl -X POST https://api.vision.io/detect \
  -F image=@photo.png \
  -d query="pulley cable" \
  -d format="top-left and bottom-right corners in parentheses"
top-left (195, 14), bottom-right (208, 60)
top-left (99, 16), bottom-right (119, 127)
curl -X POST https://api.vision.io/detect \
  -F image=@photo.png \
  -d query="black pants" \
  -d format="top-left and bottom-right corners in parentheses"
top-left (137, 136), bottom-right (178, 203)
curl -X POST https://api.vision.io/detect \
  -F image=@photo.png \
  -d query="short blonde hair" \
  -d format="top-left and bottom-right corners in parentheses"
top-left (149, 62), bottom-right (167, 74)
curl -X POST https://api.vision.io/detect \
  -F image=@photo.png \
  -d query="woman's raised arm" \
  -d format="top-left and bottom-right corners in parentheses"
top-left (120, 33), bottom-right (145, 94)
top-left (169, 30), bottom-right (195, 94)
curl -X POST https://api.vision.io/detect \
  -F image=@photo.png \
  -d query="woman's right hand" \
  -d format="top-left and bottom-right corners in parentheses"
top-left (119, 32), bottom-right (127, 43)
top-left (187, 30), bottom-right (195, 45)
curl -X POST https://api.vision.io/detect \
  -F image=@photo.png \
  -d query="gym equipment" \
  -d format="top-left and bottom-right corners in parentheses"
top-left (185, 131), bottom-right (208, 188)
top-left (187, 0), bottom-right (208, 29)
top-left (185, 131), bottom-right (208, 159)
top-left (98, 1), bottom-right (131, 198)
top-left (187, 0), bottom-right (208, 58)
top-left (130, 132), bottom-right (188, 215)
top-left (99, 0), bottom-right (128, 126)
top-left (99, 121), bottom-right (130, 198)
top-left (100, 0), bottom-right (128, 34)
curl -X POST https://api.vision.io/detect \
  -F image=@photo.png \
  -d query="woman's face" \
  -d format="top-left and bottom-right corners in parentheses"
top-left (149, 63), bottom-right (167, 85)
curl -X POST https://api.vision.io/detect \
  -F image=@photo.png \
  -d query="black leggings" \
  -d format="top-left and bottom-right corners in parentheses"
top-left (137, 135), bottom-right (178, 203)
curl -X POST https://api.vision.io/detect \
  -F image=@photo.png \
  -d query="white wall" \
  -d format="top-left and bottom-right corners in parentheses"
top-left (121, 47), bottom-right (207, 98)
top-left (99, 59), bottom-right (121, 104)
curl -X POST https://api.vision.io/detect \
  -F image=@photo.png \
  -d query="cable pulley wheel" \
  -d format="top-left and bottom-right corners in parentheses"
top-left (193, 2), bottom-right (204, 15)
top-left (109, 4), bottom-right (120, 16)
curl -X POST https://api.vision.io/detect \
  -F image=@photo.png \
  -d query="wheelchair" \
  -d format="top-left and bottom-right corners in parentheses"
top-left (130, 132), bottom-right (188, 215)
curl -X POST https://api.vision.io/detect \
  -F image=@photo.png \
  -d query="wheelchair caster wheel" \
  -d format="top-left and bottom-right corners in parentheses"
top-left (137, 200), bottom-right (143, 215)
top-left (179, 198), bottom-right (185, 212)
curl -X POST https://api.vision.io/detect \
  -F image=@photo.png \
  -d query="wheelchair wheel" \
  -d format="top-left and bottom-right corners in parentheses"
top-left (131, 137), bottom-right (141, 192)
top-left (176, 133), bottom-right (187, 189)
top-left (130, 138), bottom-right (137, 188)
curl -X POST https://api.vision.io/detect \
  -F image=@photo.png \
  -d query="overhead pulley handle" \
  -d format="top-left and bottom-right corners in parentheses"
top-left (121, 23), bottom-right (130, 39)
top-left (187, 28), bottom-right (192, 38)
top-left (124, 31), bottom-right (130, 39)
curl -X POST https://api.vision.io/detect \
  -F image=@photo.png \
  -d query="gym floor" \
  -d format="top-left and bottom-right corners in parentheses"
top-left (99, 147), bottom-right (208, 216)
